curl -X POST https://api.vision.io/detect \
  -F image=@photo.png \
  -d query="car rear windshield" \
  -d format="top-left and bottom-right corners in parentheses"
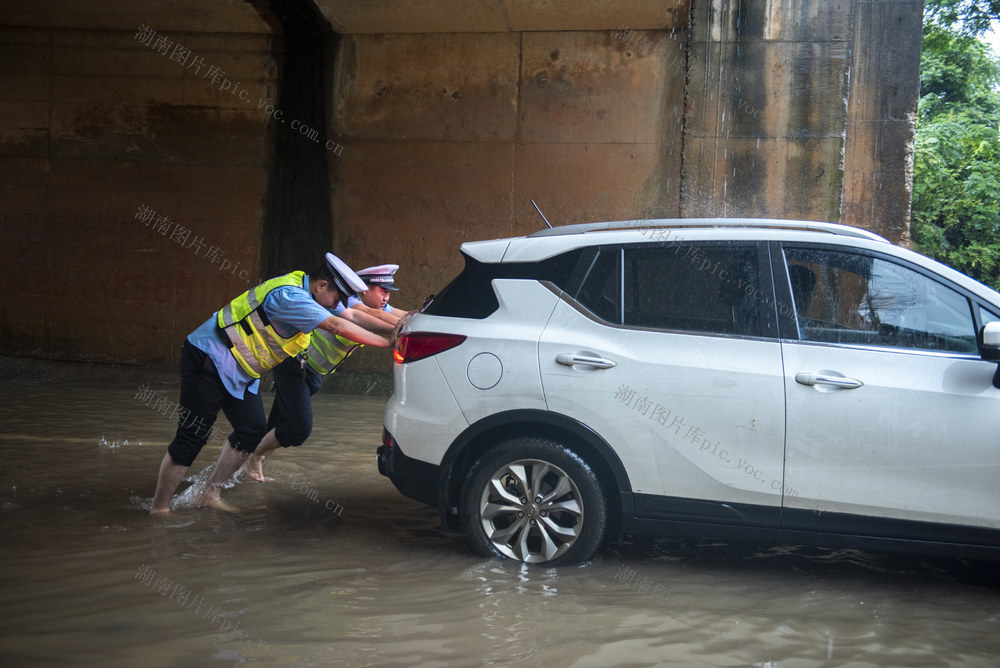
top-left (422, 249), bottom-right (584, 319)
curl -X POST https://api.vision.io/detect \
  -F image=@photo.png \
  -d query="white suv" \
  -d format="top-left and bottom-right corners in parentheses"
top-left (377, 219), bottom-right (1000, 565)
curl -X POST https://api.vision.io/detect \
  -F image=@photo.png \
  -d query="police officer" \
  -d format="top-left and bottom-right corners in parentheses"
top-left (243, 264), bottom-right (408, 481)
top-left (350, 264), bottom-right (410, 320)
top-left (150, 253), bottom-right (392, 514)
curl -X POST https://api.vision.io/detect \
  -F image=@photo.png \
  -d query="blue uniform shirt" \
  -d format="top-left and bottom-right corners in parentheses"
top-left (188, 276), bottom-right (332, 399)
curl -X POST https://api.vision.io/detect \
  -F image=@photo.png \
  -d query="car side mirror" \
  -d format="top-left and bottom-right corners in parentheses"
top-left (981, 322), bottom-right (1000, 388)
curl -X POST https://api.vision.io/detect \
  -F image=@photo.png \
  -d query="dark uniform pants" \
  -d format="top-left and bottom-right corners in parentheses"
top-left (167, 340), bottom-right (267, 467)
top-left (267, 355), bottom-right (324, 448)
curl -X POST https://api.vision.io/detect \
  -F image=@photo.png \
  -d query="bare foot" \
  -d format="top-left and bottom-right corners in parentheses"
top-left (149, 507), bottom-right (172, 517)
top-left (201, 496), bottom-right (241, 513)
top-left (241, 455), bottom-right (273, 482)
top-left (196, 483), bottom-right (241, 513)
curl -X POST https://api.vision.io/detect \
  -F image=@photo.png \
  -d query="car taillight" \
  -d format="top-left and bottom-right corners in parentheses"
top-left (394, 332), bottom-right (467, 364)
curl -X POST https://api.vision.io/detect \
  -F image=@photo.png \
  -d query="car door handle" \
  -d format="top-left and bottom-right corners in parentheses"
top-left (795, 372), bottom-right (863, 389)
top-left (555, 354), bottom-right (617, 369)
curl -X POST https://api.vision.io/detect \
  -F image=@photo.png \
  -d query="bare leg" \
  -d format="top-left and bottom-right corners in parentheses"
top-left (151, 453), bottom-right (189, 515)
top-left (242, 428), bottom-right (281, 482)
top-left (198, 440), bottom-right (248, 512)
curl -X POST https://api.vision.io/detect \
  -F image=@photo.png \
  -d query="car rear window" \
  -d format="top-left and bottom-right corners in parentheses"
top-left (422, 249), bottom-right (584, 319)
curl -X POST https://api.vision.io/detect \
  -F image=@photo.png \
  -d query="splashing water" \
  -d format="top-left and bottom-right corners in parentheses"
top-left (98, 433), bottom-right (139, 452)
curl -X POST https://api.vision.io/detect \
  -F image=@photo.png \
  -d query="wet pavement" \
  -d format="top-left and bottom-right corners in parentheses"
top-left (0, 380), bottom-right (998, 666)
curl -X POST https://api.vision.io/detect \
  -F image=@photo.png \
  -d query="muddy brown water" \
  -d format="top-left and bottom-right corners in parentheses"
top-left (0, 380), bottom-right (997, 666)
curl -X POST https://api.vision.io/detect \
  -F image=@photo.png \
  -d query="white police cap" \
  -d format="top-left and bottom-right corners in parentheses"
top-left (325, 252), bottom-right (367, 296)
top-left (357, 264), bottom-right (400, 291)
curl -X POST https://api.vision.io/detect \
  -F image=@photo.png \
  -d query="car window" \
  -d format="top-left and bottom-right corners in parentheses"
top-left (782, 248), bottom-right (978, 354)
top-left (423, 249), bottom-right (584, 319)
top-left (574, 248), bottom-right (621, 323)
top-left (574, 243), bottom-right (765, 336)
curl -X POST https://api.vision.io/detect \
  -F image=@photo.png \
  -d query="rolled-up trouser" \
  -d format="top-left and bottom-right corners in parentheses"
top-left (266, 355), bottom-right (324, 448)
top-left (166, 340), bottom-right (267, 467)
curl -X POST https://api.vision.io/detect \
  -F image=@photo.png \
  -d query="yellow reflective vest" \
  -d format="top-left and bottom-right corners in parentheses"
top-left (303, 329), bottom-right (362, 376)
top-left (217, 271), bottom-right (313, 379)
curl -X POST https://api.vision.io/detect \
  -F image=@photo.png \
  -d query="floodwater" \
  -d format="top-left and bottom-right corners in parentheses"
top-left (0, 380), bottom-right (998, 667)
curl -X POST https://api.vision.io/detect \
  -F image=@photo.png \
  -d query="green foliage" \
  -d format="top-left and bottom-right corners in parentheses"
top-left (924, 0), bottom-right (1000, 36)
top-left (911, 5), bottom-right (1000, 291)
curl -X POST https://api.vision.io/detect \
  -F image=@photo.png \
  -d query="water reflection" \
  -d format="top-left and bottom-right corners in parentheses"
top-left (0, 380), bottom-right (997, 666)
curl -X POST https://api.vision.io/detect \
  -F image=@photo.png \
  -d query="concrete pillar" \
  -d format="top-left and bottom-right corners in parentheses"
top-left (683, 0), bottom-right (921, 240)
top-left (841, 1), bottom-right (923, 243)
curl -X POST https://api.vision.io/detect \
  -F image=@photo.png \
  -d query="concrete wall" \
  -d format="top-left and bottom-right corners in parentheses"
top-left (684, 0), bottom-right (854, 222)
top-left (331, 29), bottom-right (686, 291)
top-left (0, 5), bottom-right (276, 365)
top-left (327, 27), bottom-right (686, 376)
top-left (0, 0), bottom-right (924, 382)
top-left (842, 0), bottom-right (924, 242)
top-left (683, 0), bottom-right (923, 241)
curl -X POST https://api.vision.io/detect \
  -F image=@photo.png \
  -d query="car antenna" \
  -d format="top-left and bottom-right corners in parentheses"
top-left (531, 200), bottom-right (553, 228)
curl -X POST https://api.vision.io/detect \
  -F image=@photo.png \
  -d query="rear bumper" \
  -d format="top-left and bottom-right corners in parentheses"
top-left (377, 430), bottom-right (441, 509)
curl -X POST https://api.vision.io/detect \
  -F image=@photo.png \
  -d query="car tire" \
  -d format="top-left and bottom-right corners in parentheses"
top-left (459, 437), bottom-right (608, 566)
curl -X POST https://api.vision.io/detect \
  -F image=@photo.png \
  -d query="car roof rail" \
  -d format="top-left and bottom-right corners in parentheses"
top-left (528, 218), bottom-right (890, 243)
